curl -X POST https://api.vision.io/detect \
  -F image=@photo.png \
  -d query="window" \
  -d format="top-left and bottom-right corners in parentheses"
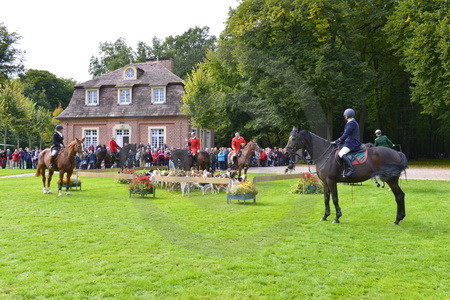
top-left (86, 89), bottom-right (99, 105)
top-left (118, 88), bottom-right (132, 105)
top-left (84, 129), bottom-right (98, 147)
top-left (115, 129), bottom-right (130, 147)
top-left (149, 128), bottom-right (165, 148)
top-left (152, 87), bottom-right (165, 103)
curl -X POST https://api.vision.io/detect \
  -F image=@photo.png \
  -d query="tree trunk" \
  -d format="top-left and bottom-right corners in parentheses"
top-left (2, 127), bottom-right (6, 151)
top-left (359, 104), bottom-right (367, 142)
top-left (326, 105), bottom-right (333, 141)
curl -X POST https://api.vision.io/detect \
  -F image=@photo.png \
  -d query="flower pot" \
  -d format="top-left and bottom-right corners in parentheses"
top-left (227, 193), bottom-right (256, 204)
top-left (130, 188), bottom-right (156, 198)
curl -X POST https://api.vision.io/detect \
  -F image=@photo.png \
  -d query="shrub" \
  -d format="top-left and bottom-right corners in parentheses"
top-left (122, 168), bottom-right (136, 174)
top-left (290, 172), bottom-right (323, 194)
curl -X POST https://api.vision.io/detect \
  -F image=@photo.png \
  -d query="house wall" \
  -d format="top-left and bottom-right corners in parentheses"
top-left (62, 116), bottom-right (190, 149)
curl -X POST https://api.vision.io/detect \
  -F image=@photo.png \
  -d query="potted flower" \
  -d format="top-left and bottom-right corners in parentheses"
top-left (118, 168), bottom-right (136, 184)
top-left (62, 173), bottom-right (82, 190)
top-left (226, 180), bottom-right (258, 204)
top-left (290, 172), bottom-right (323, 194)
top-left (129, 174), bottom-right (155, 197)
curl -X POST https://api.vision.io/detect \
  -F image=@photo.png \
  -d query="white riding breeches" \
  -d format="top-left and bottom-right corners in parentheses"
top-left (51, 149), bottom-right (58, 156)
top-left (338, 147), bottom-right (351, 158)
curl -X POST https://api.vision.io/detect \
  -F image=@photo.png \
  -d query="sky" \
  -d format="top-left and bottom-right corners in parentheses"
top-left (1, 0), bottom-right (240, 83)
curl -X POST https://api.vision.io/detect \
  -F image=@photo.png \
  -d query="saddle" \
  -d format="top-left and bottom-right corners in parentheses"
top-left (335, 148), bottom-right (368, 166)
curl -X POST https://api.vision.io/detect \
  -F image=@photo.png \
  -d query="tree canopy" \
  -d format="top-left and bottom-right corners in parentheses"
top-left (183, 0), bottom-right (448, 155)
top-left (0, 22), bottom-right (24, 84)
top-left (88, 26), bottom-right (217, 79)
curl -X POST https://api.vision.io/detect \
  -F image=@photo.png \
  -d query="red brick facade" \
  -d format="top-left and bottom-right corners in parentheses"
top-left (58, 59), bottom-right (215, 149)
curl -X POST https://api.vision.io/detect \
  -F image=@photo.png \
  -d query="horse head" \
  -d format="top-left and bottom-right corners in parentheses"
top-left (286, 127), bottom-right (312, 157)
top-left (67, 138), bottom-right (85, 158)
top-left (248, 139), bottom-right (259, 151)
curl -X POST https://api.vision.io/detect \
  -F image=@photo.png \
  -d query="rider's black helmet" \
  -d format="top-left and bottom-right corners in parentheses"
top-left (55, 125), bottom-right (63, 131)
top-left (343, 108), bottom-right (355, 118)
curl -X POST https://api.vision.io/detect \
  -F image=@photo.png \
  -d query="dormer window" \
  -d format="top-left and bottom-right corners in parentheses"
top-left (85, 89), bottom-right (99, 106)
top-left (152, 86), bottom-right (166, 104)
top-left (123, 66), bottom-right (137, 80)
top-left (118, 88), bottom-right (132, 105)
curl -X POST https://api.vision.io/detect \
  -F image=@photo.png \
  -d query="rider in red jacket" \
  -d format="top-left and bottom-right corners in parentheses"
top-left (188, 132), bottom-right (201, 155)
top-left (109, 137), bottom-right (121, 159)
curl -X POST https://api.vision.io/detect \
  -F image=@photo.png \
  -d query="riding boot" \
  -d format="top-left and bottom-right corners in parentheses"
top-left (341, 155), bottom-right (355, 178)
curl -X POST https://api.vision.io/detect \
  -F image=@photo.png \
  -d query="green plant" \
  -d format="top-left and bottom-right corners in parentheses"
top-left (290, 172), bottom-right (323, 194)
top-left (227, 180), bottom-right (258, 195)
top-left (129, 174), bottom-right (154, 193)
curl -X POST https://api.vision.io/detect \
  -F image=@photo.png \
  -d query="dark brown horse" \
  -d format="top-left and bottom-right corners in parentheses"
top-left (228, 140), bottom-right (259, 179)
top-left (94, 144), bottom-right (137, 169)
top-left (169, 149), bottom-right (210, 171)
top-left (35, 138), bottom-right (85, 196)
top-left (286, 128), bottom-right (408, 224)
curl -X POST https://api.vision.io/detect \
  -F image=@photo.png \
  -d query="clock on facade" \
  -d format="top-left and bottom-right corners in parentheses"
top-left (125, 68), bottom-right (135, 79)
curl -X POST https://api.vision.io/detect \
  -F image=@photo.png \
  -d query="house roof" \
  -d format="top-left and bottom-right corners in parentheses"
top-left (58, 61), bottom-right (186, 119)
top-left (75, 61), bottom-right (183, 88)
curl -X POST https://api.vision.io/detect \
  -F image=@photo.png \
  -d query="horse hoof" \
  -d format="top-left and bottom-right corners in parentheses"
top-left (58, 193), bottom-right (62, 197)
top-left (332, 219), bottom-right (340, 224)
top-left (393, 222), bottom-right (399, 225)
top-left (66, 192), bottom-right (71, 196)
top-left (320, 217), bottom-right (328, 221)
top-left (47, 191), bottom-right (52, 194)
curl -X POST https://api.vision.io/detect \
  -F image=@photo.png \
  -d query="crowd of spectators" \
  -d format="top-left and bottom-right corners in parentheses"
top-left (0, 144), bottom-right (293, 171)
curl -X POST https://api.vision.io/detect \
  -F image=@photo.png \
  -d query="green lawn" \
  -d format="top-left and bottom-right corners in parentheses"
top-left (0, 174), bottom-right (448, 299)
top-left (408, 158), bottom-right (450, 167)
top-left (0, 168), bottom-right (36, 176)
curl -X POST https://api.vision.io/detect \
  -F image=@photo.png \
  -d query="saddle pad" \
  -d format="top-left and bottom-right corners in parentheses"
top-left (335, 149), bottom-right (368, 166)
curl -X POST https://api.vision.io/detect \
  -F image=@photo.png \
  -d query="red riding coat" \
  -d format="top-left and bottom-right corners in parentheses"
top-left (109, 139), bottom-right (120, 153)
top-left (231, 137), bottom-right (246, 153)
top-left (189, 137), bottom-right (201, 155)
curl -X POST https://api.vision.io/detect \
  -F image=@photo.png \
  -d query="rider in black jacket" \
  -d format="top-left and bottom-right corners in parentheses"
top-left (49, 125), bottom-right (65, 170)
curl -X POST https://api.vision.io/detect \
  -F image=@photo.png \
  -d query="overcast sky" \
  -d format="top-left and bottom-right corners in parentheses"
top-left (1, 0), bottom-right (240, 83)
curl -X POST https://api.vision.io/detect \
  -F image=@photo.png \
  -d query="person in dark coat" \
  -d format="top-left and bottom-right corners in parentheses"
top-left (331, 108), bottom-right (361, 177)
top-left (49, 125), bottom-right (65, 170)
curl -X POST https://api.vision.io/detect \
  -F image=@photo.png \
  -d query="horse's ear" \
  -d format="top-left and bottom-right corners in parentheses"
top-left (81, 137), bottom-right (85, 142)
top-left (75, 138), bottom-right (80, 142)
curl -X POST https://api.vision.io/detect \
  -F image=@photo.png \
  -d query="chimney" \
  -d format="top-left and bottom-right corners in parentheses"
top-left (146, 57), bottom-right (174, 72)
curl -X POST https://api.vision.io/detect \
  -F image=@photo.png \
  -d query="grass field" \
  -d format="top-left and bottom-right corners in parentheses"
top-left (0, 172), bottom-right (448, 298)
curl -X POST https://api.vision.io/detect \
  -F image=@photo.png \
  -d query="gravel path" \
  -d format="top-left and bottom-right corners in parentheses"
top-left (0, 166), bottom-right (448, 180)
top-left (248, 165), bottom-right (450, 181)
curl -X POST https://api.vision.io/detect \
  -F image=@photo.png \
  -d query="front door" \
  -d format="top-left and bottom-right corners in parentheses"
top-left (115, 129), bottom-right (130, 147)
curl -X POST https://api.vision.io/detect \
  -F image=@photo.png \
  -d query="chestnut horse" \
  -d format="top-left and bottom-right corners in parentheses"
top-left (35, 138), bottom-right (85, 196)
top-left (286, 128), bottom-right (408, 224)
top-left (228, 140), bottom-right (259, 179)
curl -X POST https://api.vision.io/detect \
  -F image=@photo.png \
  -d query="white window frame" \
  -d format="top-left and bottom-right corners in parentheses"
top-left (151, 86), bottom-right (166, 104)
top-left (82, 127), bottom-right (99, 148)
top-left (148, 126), bottom-right (166, 148)
top-left (123, 66), bottom-right (137, 80)
top-left (85, 89), bottom-right (99, 106)
top-left (118, 88), bottom-right (132, 105)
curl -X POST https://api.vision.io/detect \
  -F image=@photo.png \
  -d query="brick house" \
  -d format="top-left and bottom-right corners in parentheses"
top-left (58, 59), bottom-right (214, 149)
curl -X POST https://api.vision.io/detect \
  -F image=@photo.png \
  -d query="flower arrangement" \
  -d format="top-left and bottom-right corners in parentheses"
top-left (227, 180), bottom-right (258, 195)
top-left (62, 174), bottom-right (81, 186)
top-left (122, 168), bottom-right (136, 174)
top-left (290, 172), bottom-right (323, 194)
top-left (117, 168), bottom-right (136, 184)
top-left (129, 174), bottom-right (154, 195)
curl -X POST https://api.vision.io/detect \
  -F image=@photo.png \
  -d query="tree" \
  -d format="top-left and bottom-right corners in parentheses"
top-left (162, 26), bottom-right (217, 78)
top-left (0, 23), bottom-right (24, 83)
top-left (19, 69), bottom-right (76, 110)
top-left (89, 37), bottom-right (135, 78)
top-left (88, 27), bottom-right (217, 79)
top-left (385, 0), bottom-right (449, 126)
top-left (183, 0), bottom-right (374, 144)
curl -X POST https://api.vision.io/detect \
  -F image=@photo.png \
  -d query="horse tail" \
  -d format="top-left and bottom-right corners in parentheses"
top-left (372, 151), bottom-right (408, 182)
top-left (35, 167), bottom-right (42, 177)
